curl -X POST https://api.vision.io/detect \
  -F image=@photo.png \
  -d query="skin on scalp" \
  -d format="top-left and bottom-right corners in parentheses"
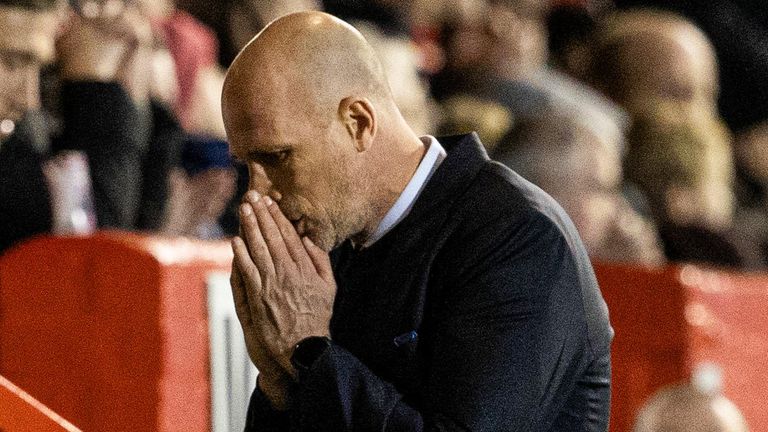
top-left (594, 10), bottom-right (719, 114)
top-left (222, 11), bottom-right (426, 251)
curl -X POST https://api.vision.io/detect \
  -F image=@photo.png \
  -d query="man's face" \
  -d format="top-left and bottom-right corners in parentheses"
top-left (226, 90), bottom-right (370, 251)
top-left (0, 49), bottom-right (41, 122)
top-left (610, 27), bottom-right (718, 114)
top-left (0, 6), bottom-right (56, 124)
top-left (443, 0), bottom-right (547, 77)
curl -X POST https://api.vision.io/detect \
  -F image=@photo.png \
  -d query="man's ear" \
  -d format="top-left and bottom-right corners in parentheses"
top-left (338, 97), bottom-right (377, 152)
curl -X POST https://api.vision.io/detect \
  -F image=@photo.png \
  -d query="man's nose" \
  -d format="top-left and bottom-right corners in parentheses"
top-left (247, 162), bottom-right (281, 201)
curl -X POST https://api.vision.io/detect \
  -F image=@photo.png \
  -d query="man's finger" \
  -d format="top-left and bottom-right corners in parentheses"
top-left (232, 235), bottom-right (264, 301)
top-left (245, 191), bottom-right (293, 270)
top-left (240, 201), bottom-right (276, 278)
top-left (302, 236), bottom-right (334, 283)
top-left (229, 260), bottom-right (253, 327)
top-left (266, 197), bottom-right (313, 270)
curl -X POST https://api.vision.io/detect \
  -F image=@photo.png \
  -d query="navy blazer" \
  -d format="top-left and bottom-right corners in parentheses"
top-left (246, 133), bottom-right (613, 431)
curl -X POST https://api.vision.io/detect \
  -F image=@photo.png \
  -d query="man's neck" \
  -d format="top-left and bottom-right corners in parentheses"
top-left (352, 133), bottom-right (428, 247)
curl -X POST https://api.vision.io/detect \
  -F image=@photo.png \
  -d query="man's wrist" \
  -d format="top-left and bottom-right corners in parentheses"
top-left (257, 373), bottom-right (290, 411)
top-left (290, 336), bottom-right (332, 378)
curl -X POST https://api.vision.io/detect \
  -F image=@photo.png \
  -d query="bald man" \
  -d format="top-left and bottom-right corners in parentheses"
top-left (592, 10), bottom-right (720, 116)
top-left (222, 11), bottom-right (613, 432)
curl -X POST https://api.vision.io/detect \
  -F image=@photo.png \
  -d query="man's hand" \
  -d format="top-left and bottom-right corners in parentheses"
top-left (230, 262), bottom-right (294, 409)
top-left (230, 191), bottom-right (336, 407)
top-left (57, 8), bottom-right (153, 101)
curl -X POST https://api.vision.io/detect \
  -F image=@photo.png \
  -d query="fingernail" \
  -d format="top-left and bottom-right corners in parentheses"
top-left (245, 190), bottom-right (260, 203)
top-left (240, 203), bottom-right (252, 216)
top-left (264, 196), bottom-right (273, 206)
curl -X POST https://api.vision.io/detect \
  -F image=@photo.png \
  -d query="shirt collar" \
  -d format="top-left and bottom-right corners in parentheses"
top-left (362, 135), bottom-right (447, 248)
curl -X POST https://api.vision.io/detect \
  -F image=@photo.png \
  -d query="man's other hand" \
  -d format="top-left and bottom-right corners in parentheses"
top-left (230, 262), bottom-right (294, 410)
top-left (231, 190), bottom-right (336, 406)
top-left (56, 8), bottom-right (152, 86)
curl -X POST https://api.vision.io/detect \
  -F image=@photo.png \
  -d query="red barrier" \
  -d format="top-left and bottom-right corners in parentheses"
top-left (1, 233), bottom-right (766, 431)
top-left (595, 263), bottom-right (768, 432)
top-left (0, 232), bottom-right (232, 432)
top-left (0, 374), bottom-right (81, 432)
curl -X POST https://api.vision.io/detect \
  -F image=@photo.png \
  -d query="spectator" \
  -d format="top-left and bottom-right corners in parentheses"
top-left (56, 3), bottom-right (184, 230)
top-left (137, 0), bottom-right (247, 239)
top-left (591, 9), bottom-right (719, 117)
top-left (592, 9), bottom-right (767, 268)
top-left (0, 0), bottom-right (60, 253)
top-left (613, 0), bottom-right (768, 135)
top-left (1, 0), bottom-right (189, 255)
top-left (494, 106), bottom-right (665, 266)
top-left (624, 103), bottom-right (750, 268)
top-left (634, 365), bottom-right (749, 432)
top-left (432, 0), bottom-right (625, 154)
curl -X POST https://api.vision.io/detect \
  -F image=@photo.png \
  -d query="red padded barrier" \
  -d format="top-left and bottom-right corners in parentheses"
top-left (595, 262), bottom-right (768, 432)
top-left (0, 232), bottom-right (232, 432)
top-left (0, 374), bottom-right (81, 432)
top-left (2, 233), bottom-right (766, 431)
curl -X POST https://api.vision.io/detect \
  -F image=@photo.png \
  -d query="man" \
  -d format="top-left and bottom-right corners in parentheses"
top-left (591, 10), bottom-right (720, 119)
top-left (432, 0), bottom-right (624, 151)
top-left (633, 381), bottom-right (749, 432)
top-left (0, 0), bottom-right (184, 254)
top-left (222, 11), bottom-right (613, 431)
top-left (0, 0), bottom-right (59, 252)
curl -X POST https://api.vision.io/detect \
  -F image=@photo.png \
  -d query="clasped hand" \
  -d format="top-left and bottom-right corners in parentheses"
top-left (230, 191), bottom-right (336, 409)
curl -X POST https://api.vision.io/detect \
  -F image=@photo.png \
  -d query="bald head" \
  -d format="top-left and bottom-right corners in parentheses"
top-left (594, 10), bottom-right (718, 113)
top-left (223, 11), bottom-right (392, 126)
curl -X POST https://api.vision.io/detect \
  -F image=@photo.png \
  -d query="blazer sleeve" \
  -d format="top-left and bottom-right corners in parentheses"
top-left (60, 81), bottom-right (145, 229)
top-left (245, 209), bottom-right (605, 432)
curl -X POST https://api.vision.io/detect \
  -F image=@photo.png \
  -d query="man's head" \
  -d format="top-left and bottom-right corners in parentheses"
top-left (222, 11), bottom-right (418, 251)
top-left (633, 383), bottom-right (749, 432)
top-left (624, 103), bottom-right (735, 231)
top-left (441, 0), bottom-right (550, 81)
top-left (0, 0), bottom-right (58, 126)
top-left (593, 10), bottom-right (719, 115)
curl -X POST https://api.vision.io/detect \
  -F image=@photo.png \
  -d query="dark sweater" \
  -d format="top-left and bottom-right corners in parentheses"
top-left (246, 133), bottom-right (613, 431)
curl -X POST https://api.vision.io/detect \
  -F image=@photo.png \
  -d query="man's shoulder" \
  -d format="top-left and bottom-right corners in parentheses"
top-left (457, 158), bottom-right (576, 238)
top-left (425, 133), bottom-right (587, 263)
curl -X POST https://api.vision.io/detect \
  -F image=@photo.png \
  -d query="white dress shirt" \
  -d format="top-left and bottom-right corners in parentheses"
top-left (362, 135), bottom-right (447, 248)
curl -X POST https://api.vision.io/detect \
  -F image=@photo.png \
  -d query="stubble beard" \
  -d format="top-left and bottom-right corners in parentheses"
top-left (315, 177), bottom-right (374, 252)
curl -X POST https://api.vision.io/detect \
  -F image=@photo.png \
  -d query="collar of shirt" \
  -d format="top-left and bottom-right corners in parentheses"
top-left (361, 135), bottom-right (447, 249)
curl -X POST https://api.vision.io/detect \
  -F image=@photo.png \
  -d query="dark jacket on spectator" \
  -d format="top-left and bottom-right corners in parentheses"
top-left (0, 82), bottom-right (182, 255)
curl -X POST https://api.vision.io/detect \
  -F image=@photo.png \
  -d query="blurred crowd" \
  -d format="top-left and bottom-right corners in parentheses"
top-left (3, 0), bottom-right (768, 275)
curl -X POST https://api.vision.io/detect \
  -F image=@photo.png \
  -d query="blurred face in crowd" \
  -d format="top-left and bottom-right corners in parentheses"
top-left (0, 6), bottom-right (57, 126)
top-left (625, 104), bottom-right (735, 231)
top-left (597, 13), bottom-right (719, 115)
top-left (442, 0), bottom-right (548, 80)
top-left (633, 384), bottom-right (749, 432)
